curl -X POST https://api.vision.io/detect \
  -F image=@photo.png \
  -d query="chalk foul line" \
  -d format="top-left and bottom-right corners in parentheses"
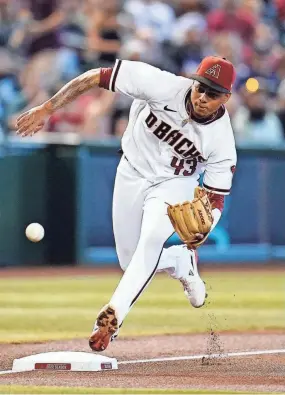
top-left (118, 348), bottom-right (285, 365)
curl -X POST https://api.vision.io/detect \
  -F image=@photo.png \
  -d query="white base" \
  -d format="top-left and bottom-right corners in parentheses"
top-left (12, 351), bottom-right (118, 372)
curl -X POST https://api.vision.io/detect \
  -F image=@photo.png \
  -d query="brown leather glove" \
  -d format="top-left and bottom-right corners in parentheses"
top-left (167, 187), bottom-right (214, 249)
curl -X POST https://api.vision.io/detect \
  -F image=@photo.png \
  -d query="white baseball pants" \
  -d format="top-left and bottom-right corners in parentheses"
top-left (109, 156), bottom-right (199, 324)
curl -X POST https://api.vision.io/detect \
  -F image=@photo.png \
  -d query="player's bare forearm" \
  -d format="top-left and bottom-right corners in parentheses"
top-left (43, 69), bottom-right (101, 114)
top-left (16, 68), bottom-right (101, 137)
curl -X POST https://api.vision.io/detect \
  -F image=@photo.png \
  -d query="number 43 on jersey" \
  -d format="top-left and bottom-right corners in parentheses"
top-left (171, 156), bottom-right (198, 176)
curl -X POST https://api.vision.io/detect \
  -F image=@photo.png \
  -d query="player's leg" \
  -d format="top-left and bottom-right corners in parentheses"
top-left (158, 244), bottom-right (206, 307)
top-left (152, 178), bottom-right (206, 308)
top-left (112, 156), bottom-right (149, 271)
top-left (112, 160), bottom-right (189, 298)
top-left (89, 189), bottom-right (176, 352)
top-left (89, 177), bottom-right (204, 352)
top-left (108, 195), bottom-right (176, 323)
top-left (101, 177), bottom-right (203, 324)
top-left (89, 156), bottom-right (150, 351)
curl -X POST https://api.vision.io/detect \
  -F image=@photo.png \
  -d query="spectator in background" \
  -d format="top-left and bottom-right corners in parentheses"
top-left (0, 0), bottom-right (16, 48)
top-left (19, 0), bottom-right (63, 57)
top-left (58, 0), bottom-right (86, 79)
top-left (1, 0), bottom-right (285, 147)
top-left (253, 22), bottom-right (280, 56)
top-left (274, 50), bottom-right (285, 87)
top-left (240, 0), bottom-right (263, 20)
top-left (276, 78), bottom-right (285, 137)
top-left (124, 0), bottom-right (175, 43)
top-left (171, 9), bottom-right (207, 75)
top-left (0, 50), bottom-right (23, 133)
top-left (59, 0), bottom-right (86, 52)
top-left (207, 0), bottom-right (256, 44)
top-left (0, 1), bottom-right (21, 133)
top-left (209, 32), bottom-right (246, 84)
top-left (225, 92), bottom-right (240, 119)
top-left (176, 0), bottom-right (209, 16)
top-left (237, 45), bottom-right (279, 94)
top-left (275, 0), bottom-right (285, 19)
top-left (5, 0), bottom-right (82, 132)
top-left (111, 109), bottom-right (129, 140)
top-left (122, 0), bottom-right (178, 72)
top-left (10, 0), bottom-right (80, 89)
top-left (275, 0), bottom-right (285, 45)
top-left (121, 28), bottom-right (167, 69)
top-left (233, 81), bottom-right (284, 147)
top-left (8, 0), bottom-right (62, 92)
top-left (81, 88), bottom-right (115, 138)
top-left (85, 0), bottom-right (121, 68)
top-left (210, 31), bottom-right (243, 65)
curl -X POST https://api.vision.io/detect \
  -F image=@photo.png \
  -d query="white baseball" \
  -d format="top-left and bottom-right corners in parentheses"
top-left (25, 223), bottom-right (45, 242)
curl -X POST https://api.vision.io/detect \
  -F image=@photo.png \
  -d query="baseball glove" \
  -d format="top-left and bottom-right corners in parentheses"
top-left (167, 187), bottom-right (214, 249)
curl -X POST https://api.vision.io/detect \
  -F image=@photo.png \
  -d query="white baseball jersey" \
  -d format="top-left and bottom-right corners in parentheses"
top-left (104, 59), bottom-right (237, 195)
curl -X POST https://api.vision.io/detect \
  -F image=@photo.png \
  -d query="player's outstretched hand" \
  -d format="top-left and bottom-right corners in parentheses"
top-left (16, 105), bottom-right (49, 137)
top-left (194, 233), bottom-right (204, 241)
top-left (187, 233), bottom-right (205, 249)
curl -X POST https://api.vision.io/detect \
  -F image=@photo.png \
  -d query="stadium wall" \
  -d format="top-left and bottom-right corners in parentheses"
top-left (0, 140), bottom-right (284, 266)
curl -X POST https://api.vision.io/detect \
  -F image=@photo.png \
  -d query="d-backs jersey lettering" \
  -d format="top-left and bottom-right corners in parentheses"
top-left (99, 59), bottom-right (237, 195)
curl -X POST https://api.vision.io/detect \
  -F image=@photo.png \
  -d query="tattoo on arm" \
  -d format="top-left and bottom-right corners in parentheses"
top-left (44, 69), bottom-right (100, 113)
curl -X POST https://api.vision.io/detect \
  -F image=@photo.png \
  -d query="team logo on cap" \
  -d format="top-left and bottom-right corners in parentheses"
top-left (205, 64), bottom-right (221, 79)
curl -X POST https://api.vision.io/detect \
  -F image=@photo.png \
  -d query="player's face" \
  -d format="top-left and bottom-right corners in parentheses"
top-left (191, 82), bottom-right (230, 118)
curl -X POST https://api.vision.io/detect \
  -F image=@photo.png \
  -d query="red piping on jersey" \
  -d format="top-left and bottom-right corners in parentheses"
top-left (208, 192), bottom-right (224, 212)
top-left (99, 68), bottom-right (113, 90)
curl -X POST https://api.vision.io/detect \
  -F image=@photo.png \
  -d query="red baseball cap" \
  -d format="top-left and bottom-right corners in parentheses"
top-left (190, 56), bottom-right (236, 93)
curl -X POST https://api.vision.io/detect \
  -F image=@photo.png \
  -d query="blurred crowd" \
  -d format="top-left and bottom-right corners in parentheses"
top-left (1, 0), bottom-right (285, 147)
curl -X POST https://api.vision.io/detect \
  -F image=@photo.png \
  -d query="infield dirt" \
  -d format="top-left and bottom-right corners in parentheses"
top-left (0, 265), bottom-right (284, 393)
top-left (0, 332), bottom-right (284, 393)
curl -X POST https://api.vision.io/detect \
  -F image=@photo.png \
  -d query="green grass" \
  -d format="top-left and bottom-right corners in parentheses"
top-left (0, 385), bottom-right (260, 394)
top-left (0, 271), bottom-right (284, 342)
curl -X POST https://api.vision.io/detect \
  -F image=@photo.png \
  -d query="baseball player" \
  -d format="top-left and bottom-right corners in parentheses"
top-left (16, 55), bottom-right (237, 352)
